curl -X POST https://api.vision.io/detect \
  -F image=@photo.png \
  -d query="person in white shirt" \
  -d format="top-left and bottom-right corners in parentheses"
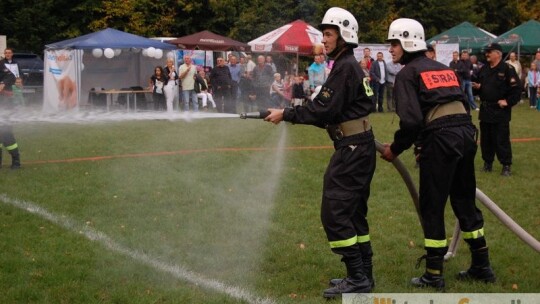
top-left (179, 55), bottom-right (199, 112)
top-left (369, 52), bottom-right (387, 112)
top-left (505, 51), bottom-right (522, 79)
top-left (245, 54), bottom-right (256, 77)
top-left (0, 48), bottom-right (20, 78)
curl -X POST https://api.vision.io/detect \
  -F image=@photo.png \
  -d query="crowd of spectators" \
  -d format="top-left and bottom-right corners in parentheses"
top-left (356, 46), bottom-right (540, 114)
top-left (146, 51), bottom-right (336, 114)
top-left (144, 47), bottom-right (540, 116)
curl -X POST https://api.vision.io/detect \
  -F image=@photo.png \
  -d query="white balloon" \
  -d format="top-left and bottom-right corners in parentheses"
top-left (154, 49), bottom-right (163, 59)
top-left (104, 48), bottom-right (114, 59)
top-left (81, 62), bottom-right (85, 71)
top-left (142, 48), bottom-right (148, 57)
top-left (147, 47), bottom-right (156, 58)
top-left (92, 48), bottom-right (103, 58)
top-left (166, 51), bottom-right (175, 59)
top-left (114, 49), bottom-right (122, 56)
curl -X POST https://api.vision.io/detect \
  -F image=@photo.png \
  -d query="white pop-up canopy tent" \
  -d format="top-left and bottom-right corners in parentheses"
top-left (43, 28), bottom-right (177, 111)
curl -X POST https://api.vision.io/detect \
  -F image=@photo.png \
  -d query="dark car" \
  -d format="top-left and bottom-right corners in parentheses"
top-left (13, 53), bottom-right (44, 87)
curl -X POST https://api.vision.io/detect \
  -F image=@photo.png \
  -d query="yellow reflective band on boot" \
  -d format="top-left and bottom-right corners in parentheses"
top-left (427, 268), bottom-right (441, 275)
top-left (6, 143), bottom-right (18, 151)
top-left (329, 235), bottom-right (357, 248)
top-left (357, 235), bottom-right (370, 243)
top-left (424, 239), bottom-right (448, 248)
top-left (462, 228), bottom-right (484, 239)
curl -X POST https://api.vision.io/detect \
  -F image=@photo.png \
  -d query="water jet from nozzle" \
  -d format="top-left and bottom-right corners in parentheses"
top-left (239, 111), bottom-right (270, 119)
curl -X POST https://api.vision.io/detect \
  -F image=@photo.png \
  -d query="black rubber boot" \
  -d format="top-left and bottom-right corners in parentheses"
top-left (9, 148), bottom-right (21, 169)
top-left (410, 255), bottom-right (445, 291)
top-left (329, 242), bottom-right (375, 289)
top-left (501, 165), bottom-right (511, 177)
top-left (457, 247), bottom-right (496, 283)
top-left (323, 255), bottom-right (372, 299)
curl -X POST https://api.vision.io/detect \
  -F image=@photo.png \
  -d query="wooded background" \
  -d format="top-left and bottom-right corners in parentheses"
top-left (1, 0), bottom-right (539, 55)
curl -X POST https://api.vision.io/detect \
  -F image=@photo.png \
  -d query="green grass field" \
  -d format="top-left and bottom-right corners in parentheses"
top-left (1, 104), bottom-right (539, 303)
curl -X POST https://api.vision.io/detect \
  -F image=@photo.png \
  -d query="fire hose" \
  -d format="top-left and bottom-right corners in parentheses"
top-left (239, 112), bottom-right (540, 256)
top-left (372, 140), bottom-right (540, 257)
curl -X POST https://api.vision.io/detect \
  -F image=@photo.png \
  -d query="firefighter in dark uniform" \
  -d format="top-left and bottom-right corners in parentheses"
top-left (0, 57), bottom-right (21, 169)
top-left (473, 43), bottom-right (521, 176)
top-left (381, 18), bottom-right (495, 290)
top-left (265, 7), bottom-right (376, 298)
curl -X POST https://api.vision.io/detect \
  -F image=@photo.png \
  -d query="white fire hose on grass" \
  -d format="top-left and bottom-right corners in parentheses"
top-left (374, 140), bottom-right (540, 259)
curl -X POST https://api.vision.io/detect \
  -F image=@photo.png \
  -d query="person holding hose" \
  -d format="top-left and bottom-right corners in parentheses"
top-left (265, 7), bottom-right (376, 298)
top-left (380, 18), bottom-right (496, 290)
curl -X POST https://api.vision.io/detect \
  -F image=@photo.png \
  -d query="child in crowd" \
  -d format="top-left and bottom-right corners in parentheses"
top-left (283, 74), bottom-right (292, 101)
top-left (537, 89), bottom-right (540, 111)
top-left (270, 73), bottom-right (288, 108)
top-left (527, 62), bottom-right (540, 109)
top-left (291, 75), bottom-right (305, 106)
top-left (12, 77), bottom-right (25, 107)
top-left (300, 72), bottom-right (311, 98)
top-left (149, 66), bottom-right (166, 111)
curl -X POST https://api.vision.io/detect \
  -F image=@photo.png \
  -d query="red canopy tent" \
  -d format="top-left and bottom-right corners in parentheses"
top-left (248, 20), bottom-right (323, 55)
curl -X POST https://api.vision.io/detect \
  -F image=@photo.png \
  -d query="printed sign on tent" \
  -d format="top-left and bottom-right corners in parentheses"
top-left (176, 50), bottom-right (212, 68)
top-left (43, 49), bottom-right (82, 112)
top-left (433, 43), bottom-right (460, 66)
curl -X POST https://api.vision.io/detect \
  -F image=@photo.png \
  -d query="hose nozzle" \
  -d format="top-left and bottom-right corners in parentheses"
top-left (239, 111), bottom-right (270, 119)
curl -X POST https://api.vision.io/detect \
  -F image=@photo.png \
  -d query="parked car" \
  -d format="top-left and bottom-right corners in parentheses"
top-left (13, 53), bottom-right (44, 87)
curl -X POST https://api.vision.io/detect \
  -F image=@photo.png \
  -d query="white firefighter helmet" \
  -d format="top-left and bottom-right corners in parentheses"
top-left (387, 18), bottom-right (427, 52)
top-left (319, 7), bottom-right (358, 46)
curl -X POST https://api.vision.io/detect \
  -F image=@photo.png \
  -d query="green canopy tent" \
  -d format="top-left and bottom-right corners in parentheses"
top-left (488, 20), bottom-right (540, 55)
top-left (427, 21), bottom-right (497, 54)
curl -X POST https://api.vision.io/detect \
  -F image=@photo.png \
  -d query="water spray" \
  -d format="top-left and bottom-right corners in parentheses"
top-left (239, 111), bottom-right (270, 119)
top-left (217, 113), bottom-right (540, 256)
top-left (2, 109), bottom-right (240, 124)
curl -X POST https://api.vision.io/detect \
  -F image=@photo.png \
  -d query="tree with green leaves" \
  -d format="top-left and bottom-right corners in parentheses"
top-left (0, 0), bottom-right (537, 56)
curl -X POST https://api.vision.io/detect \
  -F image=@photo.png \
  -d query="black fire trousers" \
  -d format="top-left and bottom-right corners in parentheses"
top-left (321, 130), bottom-right (376, 258)
top-left (0, 125), bottom-right (16, 147)
top-left (480, 121), bottom-right (512, 166)
top-left (418, 123), bottom-right (485, 256)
